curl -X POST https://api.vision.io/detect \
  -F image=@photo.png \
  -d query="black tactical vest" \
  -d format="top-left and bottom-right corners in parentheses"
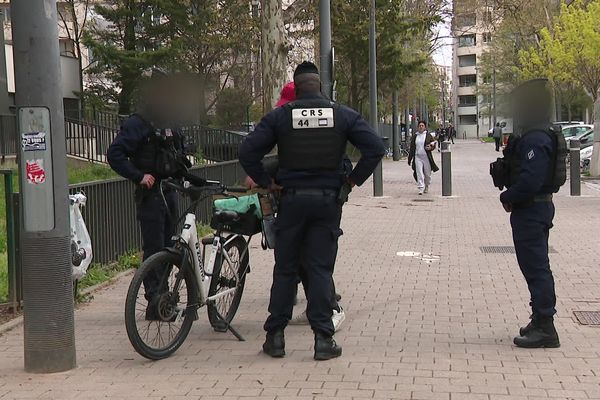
top-left (130, 115), bottom-right (186, 179)
top-left (504, 124), bottom-right (567, 192)
top-left (278, 98), bottom-right (347, 171)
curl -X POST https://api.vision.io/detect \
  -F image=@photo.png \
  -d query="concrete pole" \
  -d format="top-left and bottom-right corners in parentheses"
top-left (404, 106), bottom-right (410, 142)
top-left (11, 0), bottom-right (76, 372)
top-left (492, 65), bottom-right (497, 126)
top-left (392, 91), bottom-right (400, 161)
top-left (570, 139), bottom-right (581, 196)
top-left (369, 0), bottom-right (383, 197)
top-left (319, 0), bottom-right (333, 99)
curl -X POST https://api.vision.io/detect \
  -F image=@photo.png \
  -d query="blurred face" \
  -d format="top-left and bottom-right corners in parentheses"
top-left (418, 123), bottom-right (426, 133)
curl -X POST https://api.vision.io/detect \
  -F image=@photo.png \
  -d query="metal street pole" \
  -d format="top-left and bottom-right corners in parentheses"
top-left (369, 0), bottom-right (383, 197)
top-left (319, 0), bottom-right (333, 99)
top-left (492, 65), bottom-right (497, 126)
top-left (11, 0), bottom-right (76, 373)
top-left (392, 91), bottom-right (400, 161)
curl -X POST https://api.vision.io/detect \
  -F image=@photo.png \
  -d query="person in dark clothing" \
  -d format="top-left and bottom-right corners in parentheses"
top-left (239, 61), bottom-right (385, 361)
top-left (497, 78), bottom-right (566, 348)
top-left (493, 123), bottom-right (503, 152)
top-left (107, 73), bottom-right (190, 320)
top-left (447, 123), bottom-right (456, 144)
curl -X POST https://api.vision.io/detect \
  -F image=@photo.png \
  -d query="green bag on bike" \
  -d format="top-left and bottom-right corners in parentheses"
top-left (213, 194), bottom-right (263, 219)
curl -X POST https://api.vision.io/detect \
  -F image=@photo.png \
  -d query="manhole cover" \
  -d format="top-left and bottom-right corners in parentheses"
top-left (412, 199), bottom-right (434, 203)
top-left (573, 311), bottom-right (600, 325)
top-left (480, 246), bottom-right (557, 254)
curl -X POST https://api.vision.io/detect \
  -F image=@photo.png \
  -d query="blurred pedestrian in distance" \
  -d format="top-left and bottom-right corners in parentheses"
top-left (493, 122), bottom-right (503, 152)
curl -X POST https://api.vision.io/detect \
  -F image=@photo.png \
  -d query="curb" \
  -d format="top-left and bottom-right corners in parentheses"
top-left (0, 269), bottom-right (135, 336)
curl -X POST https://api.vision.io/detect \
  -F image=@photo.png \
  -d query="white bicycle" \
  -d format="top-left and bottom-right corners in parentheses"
top-left (124, 177), bottom-right (255, 360)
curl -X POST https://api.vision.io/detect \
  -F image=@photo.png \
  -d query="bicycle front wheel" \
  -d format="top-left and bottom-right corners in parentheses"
top-left (124, 251), bottom-right (197, 360)
top-left (207, 236), bottom-right (249, 327)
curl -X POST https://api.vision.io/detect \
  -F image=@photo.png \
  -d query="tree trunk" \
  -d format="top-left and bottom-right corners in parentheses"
top-left (590, 95), bottom-right (600, 176)
top-left (261, 0), bottom-right (288, 112)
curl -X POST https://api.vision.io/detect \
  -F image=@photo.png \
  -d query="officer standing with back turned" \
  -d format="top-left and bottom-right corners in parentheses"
top-left (239, 61), bottom-right (385, 360)
top-left (107, 71), bottom-right (191, 320)
top-left (491, 78), bottom-right (567, 348)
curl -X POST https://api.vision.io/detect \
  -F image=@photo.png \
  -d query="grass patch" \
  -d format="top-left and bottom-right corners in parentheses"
top-left (0, 253), bottom-right (7, 303)
top-left (75, 253), bottom-right (140, 303)
top-left (67, 160), bottom-right (118, 184)
top-left (481, 137), bottom-right (496, 143)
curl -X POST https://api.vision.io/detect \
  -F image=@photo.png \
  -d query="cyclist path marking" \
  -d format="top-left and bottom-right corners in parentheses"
top-left (1, 140), bottom-right (600, 399)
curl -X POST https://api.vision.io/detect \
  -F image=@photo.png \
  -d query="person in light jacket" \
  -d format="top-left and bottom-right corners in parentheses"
top-left (408, 121), bottom-right (439, 195)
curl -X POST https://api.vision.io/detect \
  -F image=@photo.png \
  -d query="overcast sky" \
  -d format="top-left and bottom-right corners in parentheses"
top-left (432, 1), bottom-right (453, 67)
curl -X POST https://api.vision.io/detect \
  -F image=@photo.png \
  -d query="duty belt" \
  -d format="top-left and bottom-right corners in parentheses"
top-left (282, 188), bottom-right (338, 197)
top-left (533, 194), bottom-right (553, 202)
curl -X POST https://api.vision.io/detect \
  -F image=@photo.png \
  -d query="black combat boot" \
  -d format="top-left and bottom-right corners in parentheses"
top-left (263, 330), bottom-right (285, 358)
top-left (314, 332), bottom-right (342, 361)
top-left (514, 316), bottom-right (560, 348)
top-left (519, 314), bottom-right (538, 337)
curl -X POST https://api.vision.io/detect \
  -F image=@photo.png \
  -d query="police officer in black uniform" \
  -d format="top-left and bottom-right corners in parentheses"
top-left (239, 61), bottom-right (385, 360)
top-left (494, 78), bottom-right (567, 348)
top-left (107, 72), bottom-right (190, 320)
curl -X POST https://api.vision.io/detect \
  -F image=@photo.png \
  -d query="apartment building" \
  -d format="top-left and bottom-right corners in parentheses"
top-left (451, 1), bottom-right (498, 139)
top-left (0, 1), bottom-right (94, 117)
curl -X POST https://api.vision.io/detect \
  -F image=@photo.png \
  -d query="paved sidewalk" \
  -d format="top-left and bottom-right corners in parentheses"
top-left (2, 140), bottom-right (600, 400)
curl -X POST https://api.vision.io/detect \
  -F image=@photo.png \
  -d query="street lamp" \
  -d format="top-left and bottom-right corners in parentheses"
top-left (369, 0), bottom-right (382, 197)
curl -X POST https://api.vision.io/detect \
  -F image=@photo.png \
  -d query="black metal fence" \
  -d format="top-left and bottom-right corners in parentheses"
top-left (68, 159), bottom-right (247, 264)
top-left (0, 112), bottom-right (246, 165)
top-left (0, 115), bottom-right (18, 161)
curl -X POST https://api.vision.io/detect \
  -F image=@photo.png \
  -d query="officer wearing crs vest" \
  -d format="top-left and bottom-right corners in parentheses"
top-left (239, 61), bottom-right (385, 360)
top-left (107, 72), bottom-right (190, 320)
top-left (493, 78), bottom-right (567, 348)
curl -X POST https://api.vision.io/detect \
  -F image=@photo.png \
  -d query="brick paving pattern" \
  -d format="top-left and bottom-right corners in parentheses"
top-left (1, 140), bottom-right (600, 399)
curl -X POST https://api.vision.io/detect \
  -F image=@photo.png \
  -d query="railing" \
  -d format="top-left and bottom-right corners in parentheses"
top-left (183, 126), bottom-right (246, 162)
top-left (65, 118), bottom-right (117, 163)
top-left (0, 115), bottom-right (18, 161)
top-left (68, 159), bottom-right (247, 264)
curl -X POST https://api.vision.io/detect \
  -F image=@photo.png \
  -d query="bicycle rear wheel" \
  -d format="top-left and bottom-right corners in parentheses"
top-left (207, 236), bottom-right (249, 327)
top-left (124, 251), bottom-right (197, 360)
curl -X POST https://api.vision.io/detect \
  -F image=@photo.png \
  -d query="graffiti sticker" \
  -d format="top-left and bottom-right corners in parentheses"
top-left (26, 159), bottom-right (46, 184)
top-left (22, 132), bottom-right (47, 152)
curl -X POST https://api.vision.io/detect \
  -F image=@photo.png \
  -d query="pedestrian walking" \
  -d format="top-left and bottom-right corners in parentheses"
top-left (408, 121), bottom-right (439, 195)
top-left (239, 61), bottom-right (385, 361)
top-left (490, 78), bottom-right (567, 348)
top-left (448, 123), bottom-right (456, 144)
top-left (493, 122), bottom-right (503, 152)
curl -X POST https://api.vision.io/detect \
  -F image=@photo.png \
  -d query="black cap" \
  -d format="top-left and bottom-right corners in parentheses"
top-left (294, 61), bottom-right (319, 79)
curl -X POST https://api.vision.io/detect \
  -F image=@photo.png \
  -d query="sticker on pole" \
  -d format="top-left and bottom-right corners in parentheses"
top-left (26, 159), bottom-right (46, 184)
top-left (22, 131), bottom-right (47, 152)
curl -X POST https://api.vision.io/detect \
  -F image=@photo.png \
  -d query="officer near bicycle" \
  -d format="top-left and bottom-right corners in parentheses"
top-left (239, 61), bottom-right (385, 360)
top-left (491, 78), bottom-right (567, 348)
top-left (107, 71), bottom-right (191, 320)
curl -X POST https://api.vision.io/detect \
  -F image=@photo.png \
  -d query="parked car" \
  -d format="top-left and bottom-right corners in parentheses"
top-left (561, 124), bottom-right (593, 138)
top-left (556, 121), bottom-right (585, 127)
top-left (580, 145), bottom-right (593, 171)
top-left (566, 129), bottom-right (594, 148)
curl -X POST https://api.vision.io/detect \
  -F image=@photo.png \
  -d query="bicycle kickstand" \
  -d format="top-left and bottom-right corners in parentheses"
top-left (210, 304), bottom-right (246, 342)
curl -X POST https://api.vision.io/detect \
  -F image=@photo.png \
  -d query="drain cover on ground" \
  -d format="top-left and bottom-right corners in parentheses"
top-left (480, 246), bottom-right (557, 254)
top-left (573, 311), bottom-right (600, 325)
top-left (412, 198), bottom-right (434, 202)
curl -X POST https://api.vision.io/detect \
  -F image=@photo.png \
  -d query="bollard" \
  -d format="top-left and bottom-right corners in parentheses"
top-left (570, 139), bottom-right (581, 196)
top-left (441, 141), bottom-right (452, 196)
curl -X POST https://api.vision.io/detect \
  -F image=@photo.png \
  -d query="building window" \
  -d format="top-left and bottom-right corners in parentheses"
top-left (459, 115), bottom-right (478, 125)
top-left (458, 55), bottom-right (477, 68)
top-left (482, 32), bottom-right (492, 43)
top-left (59, 38), bottom-right (76, 58)
top-left (456, 13), bottom-right (476, 28)
top-left (458, 95), bottom-right (477, 107)
top-left (459, 74), bottom-right (477, 87)
top-left (458, 34), bottom-right (476, 47)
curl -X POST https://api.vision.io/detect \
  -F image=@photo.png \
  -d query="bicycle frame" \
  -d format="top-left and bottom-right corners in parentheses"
top-left (177, 212), bottom-right (241, 306)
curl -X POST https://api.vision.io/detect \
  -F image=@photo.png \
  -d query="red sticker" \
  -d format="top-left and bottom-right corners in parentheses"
top-left (26, 159), bottom-right (46, 184)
